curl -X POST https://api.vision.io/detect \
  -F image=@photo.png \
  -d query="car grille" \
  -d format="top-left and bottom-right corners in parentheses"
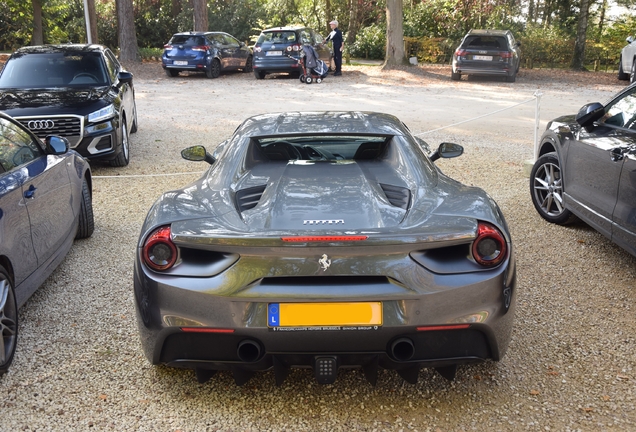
top-left (16, 115), bottom-right (83, 147)
top-left (380, 183), bottom-right (411, 209)
top-left (235, 185), bottom-right (267, 212)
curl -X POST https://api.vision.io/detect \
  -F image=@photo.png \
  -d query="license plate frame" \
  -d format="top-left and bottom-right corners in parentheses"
top-left (266, 51), bottom-right (283, 56)
top-left (472, 55), bottom-right (493, 61)
top-left (173, 60), bottom-right (188, 65)
top-left (268, 302), bottom-right (382, 327)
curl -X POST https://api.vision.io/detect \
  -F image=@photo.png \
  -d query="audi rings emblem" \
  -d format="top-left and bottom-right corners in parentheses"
top-left (27, 120), bottom-right (55, 130)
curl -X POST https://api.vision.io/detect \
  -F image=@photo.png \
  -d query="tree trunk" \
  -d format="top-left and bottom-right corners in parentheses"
top-left (87, 0), bottom-right (99, 44)
top-left (171, 0), bottom-right (182, 18)
top-left (345, 0), bottom-right (359, 65)
top-left (597, 0), bottom-right (607, 42)
top-left (527, 0), bottom-right (535, 24)
top-left (382, 0), bottom-right (405, 69)
top-left (192, 0), bottom-right (208, 32)
top-left (326, 0), bottom-right (331, 35)
top-left (570, 0), bottom-right (590, 70)
top-left (117, 0), bottom-right (140, 62)
top-left (31, 0), bottom-right (43, 45)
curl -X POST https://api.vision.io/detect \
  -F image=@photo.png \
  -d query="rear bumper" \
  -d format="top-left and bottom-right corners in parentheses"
top-left (453, 60), bottom-right (515, 76)
top-left (253, 55), bottom-right (302, 73)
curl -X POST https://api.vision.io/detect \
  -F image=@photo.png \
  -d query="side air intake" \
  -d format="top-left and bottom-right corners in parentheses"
top-left (236, 185), bottom-right (267, 212)
top-left (380, 183), bottom-right (411, 210)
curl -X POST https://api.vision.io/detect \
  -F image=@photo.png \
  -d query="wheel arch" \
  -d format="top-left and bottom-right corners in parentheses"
top-left (0, 256), bottom-right (15, 285)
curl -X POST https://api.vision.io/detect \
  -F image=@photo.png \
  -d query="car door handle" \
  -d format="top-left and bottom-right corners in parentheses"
top-left (24, 184), bottom-right (37, 199)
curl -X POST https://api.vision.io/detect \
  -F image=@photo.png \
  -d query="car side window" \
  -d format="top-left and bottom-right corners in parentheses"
top-left (222, 35), bottom-right (240, 48)
top-left (601, 90), bottom-right (636, 129)
top-left (313, 32), bottom-right (324, 45)
top-left (300, 30), bottom-right (312, 45)
top-left (0, 118), bottom-right (43, 173)
top-left (103, 50), bottom-right (120, 82)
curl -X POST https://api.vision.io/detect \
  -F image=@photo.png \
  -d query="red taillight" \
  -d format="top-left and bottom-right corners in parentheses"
top-left (287, 44), bottom-right (301, 52)
top-left (191, 45), bottom-right (209, 52)
top-left (281, 235), bottom-right (368, 242)
top-left (472, 222), bottom-right (507, 267)
top-left (254, 46), bottom-right (262, 52)
top-left (455, 49), bottom-right (468, 57)
top-left (416, 324), bottom-right (470, 331)
top-left (180, 327), bottom-right (235, 333)
top-left (499, 51), bottom-right (513, 59)
top-left (142, 226), bottom-right (178, 271)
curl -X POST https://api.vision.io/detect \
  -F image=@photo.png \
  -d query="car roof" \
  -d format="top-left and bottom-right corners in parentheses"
top-left (236, 111), bottom-right (410, 137)
top-left (262, 26), bottom-right (307, 32)
top-left (466, 29), bottom-right (512, 36)
top-left (172, 31), bottom-right (229, 36)
top-left (14, 44), bottom-right (107, 54)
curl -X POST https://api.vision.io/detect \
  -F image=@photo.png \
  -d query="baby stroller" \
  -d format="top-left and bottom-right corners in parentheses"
top-left (288, 45), bottom-right (328, 84)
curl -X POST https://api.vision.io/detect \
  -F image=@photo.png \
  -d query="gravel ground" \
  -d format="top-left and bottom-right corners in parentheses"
top-left (1, 63), bottom-right (635, 431)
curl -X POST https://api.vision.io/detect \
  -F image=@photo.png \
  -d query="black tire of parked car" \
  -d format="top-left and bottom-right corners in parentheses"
top-left (506, 73), bottom-right (516, 83)
top-left (451, 71), bottom-right (461, 81)
top-left (75, 179), bottom-right (95, 240)
top-left (207, 59), bottom-right (221, 79)
top-left (254, 70), bottom-right (266, 79)
top-left (530, 152), bottom-right (577, 225)
top-left (0, 264), bottom-right (18, 377)
top-left (110, 118), bottom-right (130, 167)
top-left (130, 102), bottom-right (138, 134)
top-left (166, 69), bottom-right (179, 77)
top-left (243, 56), bottom-right (253, 73)
top-left (618, 56), bottom-right (629, 80)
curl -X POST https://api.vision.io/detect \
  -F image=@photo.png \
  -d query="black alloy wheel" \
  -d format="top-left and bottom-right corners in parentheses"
top-left (243, 56), bottom-right (253, 73)
top-left (0, 264), bottom-right (18, 377)
top-left (207, 59), bottom-right (221, 79)
top-left (530, 152), bottom-right (575, 225)
top-left (110, 117), bottom-right (130, 167)
top-left (75, 178), bottom-right (95, 239)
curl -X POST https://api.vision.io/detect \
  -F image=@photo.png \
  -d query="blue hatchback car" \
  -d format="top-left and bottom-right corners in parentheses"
top-left (162, 32), bottom-right (252, 78)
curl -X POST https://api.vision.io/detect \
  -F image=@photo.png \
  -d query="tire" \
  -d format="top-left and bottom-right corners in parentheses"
top-left (0, 264), bottom-right (18, 377)
top-left (206, 59), bottom-right (221, 79)
top-left (506, 73), bottom-right (516, 83)
top-left (317, 78), bottom-right (322, 84)
top-left (165, 69), bottom-right (179, 77)
top-left (130, 102), bottom-right (138, 134)
top-left (530, 152), bottom-right (575, 225)
top-left (305, 76), bottom-right (312, 84)
top-left (618, 56), bottom-right (629, 80)
top-left (242, 56), bottom-right (253, 73)
top-left (299, 74), bottom-right (305, 83)
top-left (451, 71), bottom-right (460, 81)
top-left (631, 60), bottom-right (636, 84)
top-left (110, 117), bottom-right (130, 167)
top-left (254, 70), bottom-right (266, 80)
top-left (75, 178), bottom-right (94, 239)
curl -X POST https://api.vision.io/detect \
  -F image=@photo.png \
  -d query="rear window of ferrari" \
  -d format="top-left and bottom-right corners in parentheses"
top-left (255, 135), bottom-right (390, 161)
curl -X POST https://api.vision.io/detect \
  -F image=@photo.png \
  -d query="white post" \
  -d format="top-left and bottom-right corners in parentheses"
top-left (533, 89), bottom-right (543, 161)
top-left (83, 0), bottom-right (92, 44)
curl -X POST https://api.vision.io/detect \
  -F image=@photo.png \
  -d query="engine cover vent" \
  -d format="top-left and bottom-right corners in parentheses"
top-left (236, 185), bottom-right (267, 212)
top-left (380, 183), bottom-right (410, 210)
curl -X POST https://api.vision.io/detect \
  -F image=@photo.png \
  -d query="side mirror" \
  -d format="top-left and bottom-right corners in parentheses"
top-left (45, 135), bottom-right (69, 155)
top-left (575, 102), bottom-right (604, 128)
top-left (240, 41), bottom-right (246, 47)
top-left (429, 142), bottom-right (463, 162)
top-left (117, 71), bottom-right (133, 85)
top-left (516, 41), bottom-right (521, 47)
top-left (181, 145), bottom-right (216, 165)
top-left (627, 36), bottom-right (634, 44)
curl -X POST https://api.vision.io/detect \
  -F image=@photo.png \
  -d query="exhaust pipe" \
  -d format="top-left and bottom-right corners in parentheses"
top-left (390, 338), bottom-right (415, 361)
top-left (237, 340), bottom-right (261, 362)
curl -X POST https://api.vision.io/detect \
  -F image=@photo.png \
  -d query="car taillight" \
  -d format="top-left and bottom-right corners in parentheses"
top-left (143, 226), bottom-right (178, 271)
top-left (471, 222), bottom-right (507, 267)
top-left (164, 44), bottom-right (173, 49)
top-left (192, 45), bottom-right (210, 52)
top-left (254, 46), bottom-right (262, 52)
top-left (288, 44), bottom-right (301, 52)
top-left (281, 235), bottom-right (368, 242)
top-left (499, 51), bottom-right (513, 59)
top-left (455, 49), bottom-right (468, 57)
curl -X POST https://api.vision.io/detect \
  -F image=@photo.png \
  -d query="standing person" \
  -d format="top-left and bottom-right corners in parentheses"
top-left (326, 20), bottom-right (343, 76)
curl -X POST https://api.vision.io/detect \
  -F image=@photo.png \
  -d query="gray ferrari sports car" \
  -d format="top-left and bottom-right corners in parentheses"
top-left (134, 112), bottom-right (517, 385)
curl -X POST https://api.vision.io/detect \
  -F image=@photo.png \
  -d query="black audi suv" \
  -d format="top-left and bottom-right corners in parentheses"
top-left (0, 44), bottom-right (137, 167)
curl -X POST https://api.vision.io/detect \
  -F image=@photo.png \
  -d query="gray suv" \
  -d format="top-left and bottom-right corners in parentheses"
top-left (252, 26), bottom-right (332, 79)
top-left (451, 29), bottom-right (521, 83)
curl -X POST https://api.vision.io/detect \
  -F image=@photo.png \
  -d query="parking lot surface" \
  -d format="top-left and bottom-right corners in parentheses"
top-left (1, 64), bottom-right (635, 431)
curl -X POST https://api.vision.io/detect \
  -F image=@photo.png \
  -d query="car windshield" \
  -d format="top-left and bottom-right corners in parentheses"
top-left (255, 135), bottom-right (389, 161)
top-left (463, 36), bottom-right (507, 50)
top-left (257, 31), bottom-right (297, 45)
top-left (170, 35), bottom-right (206, 46)
top-left (0, 51), bottom-right (109, 88)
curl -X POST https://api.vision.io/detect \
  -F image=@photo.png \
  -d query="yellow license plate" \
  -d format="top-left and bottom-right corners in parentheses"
top-left (267, 302), bottom-right (382, 327)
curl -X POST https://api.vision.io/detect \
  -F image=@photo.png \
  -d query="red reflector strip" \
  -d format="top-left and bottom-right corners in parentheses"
top-left (416, 324), bottom-right (470, 332)
top-left (281, 236), bottom-right (368, 242)
top-left (180, 327), bottom-right (235, 334)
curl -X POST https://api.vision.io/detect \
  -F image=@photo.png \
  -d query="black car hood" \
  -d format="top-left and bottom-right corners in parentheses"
top-left (0, 87), bottom-right (113, 115)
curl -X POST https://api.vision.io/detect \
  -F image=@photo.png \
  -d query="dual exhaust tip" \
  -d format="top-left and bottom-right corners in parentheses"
top-left (236, 337), bottom-right (416, 363)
